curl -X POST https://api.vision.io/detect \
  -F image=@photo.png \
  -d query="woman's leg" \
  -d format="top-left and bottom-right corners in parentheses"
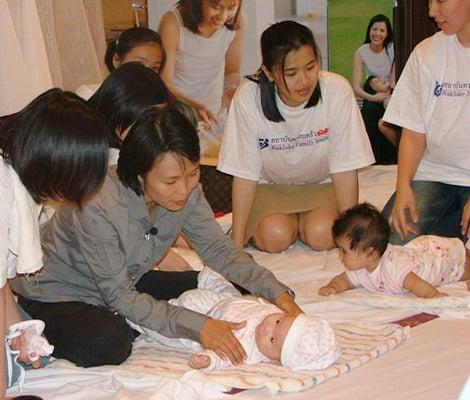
top-left (298, 207), bottom-right (339, 251)
top-left (383, 181), bottom-right (461, 244)
top-left (17, 297), bottom-right (136, 367)
top-left (135, 270), bottom-right (199, 300)
top-left (252, 213), bottom-right (298, 253)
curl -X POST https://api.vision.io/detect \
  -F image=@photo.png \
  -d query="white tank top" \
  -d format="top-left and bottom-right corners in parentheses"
top-left (357, 43), bottom-right (394, 79)
top-left (172, 9), bottom-right (236, 114)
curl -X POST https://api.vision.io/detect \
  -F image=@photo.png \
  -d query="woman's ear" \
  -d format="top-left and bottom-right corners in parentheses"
top-left (112, 53), bottom-right (122, 69)
top-left (261, 65), bottom-right (274, 82)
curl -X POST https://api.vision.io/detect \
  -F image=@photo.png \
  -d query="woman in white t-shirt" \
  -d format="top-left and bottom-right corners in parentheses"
top-left (158, 0), bottom-right (246, 125)
top-left (382, 0), bottom-right (470, 245)
top-left (218, 21), bottom-right (374, 253)
top-left (0, 89), bottom-right (109, 398)
top-left (353, 14), bottom-right (396, 164)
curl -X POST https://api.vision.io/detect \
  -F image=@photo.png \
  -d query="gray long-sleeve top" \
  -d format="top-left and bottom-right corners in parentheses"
top-left (11, 170), bottom-right (290, 342)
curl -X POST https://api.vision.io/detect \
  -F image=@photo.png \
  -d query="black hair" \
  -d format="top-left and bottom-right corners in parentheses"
top-left (363, 75), bottom-right (377, 95)
top-left (332, 202), bottom-right (390, 256)
top-left (117, 107), bottom-right (200, 196)
top-left (0, 88), bottom-right (109, 206)
top-left (248, 20), bottom-right (321, 123)
top-left (177, 0), bottom-right (243, 33)
top-left (88, 62), bottom-right (170, 149)
top-left (363, 14), bottom-right (394, 50)
top-left (104, 27), bottom-right (165, 72)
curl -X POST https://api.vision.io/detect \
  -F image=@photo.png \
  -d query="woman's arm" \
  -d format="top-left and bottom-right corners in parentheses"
top-left (331, 169), bottom-right (359, 212)
top-left (231, 176), bottom-right (258, 248)
top-left (158, 12), bottom-right (217, 124)
top-left (352, 51), bottom-right (388, 103)
top-left (390, 128), bottom-right (426, 239)
top-left (220, 13), bottom-right (247, 111)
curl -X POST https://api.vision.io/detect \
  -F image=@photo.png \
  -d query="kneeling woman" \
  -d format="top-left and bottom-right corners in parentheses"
top-left (11, 108), bottom-right (301, 368)
top-left (218, 21), bottom-right (374, 253)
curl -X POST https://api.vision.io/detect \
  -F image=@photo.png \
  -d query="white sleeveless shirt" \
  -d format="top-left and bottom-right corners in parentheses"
top-left (356, 43), bottom-right (394, 79)
top-left (172, 9), bottom-right (236, 114)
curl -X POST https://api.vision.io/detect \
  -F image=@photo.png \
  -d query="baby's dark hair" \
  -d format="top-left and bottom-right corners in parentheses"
top-left (332, 203), bottom-right (390, 256)
top-left (363, 75), bottom-right (377, 95)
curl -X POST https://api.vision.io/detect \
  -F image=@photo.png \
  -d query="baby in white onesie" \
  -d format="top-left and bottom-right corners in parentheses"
top-left (319, 203), bottom-right (470, 298)
top-left (132, 268), bottom-right (340, 371)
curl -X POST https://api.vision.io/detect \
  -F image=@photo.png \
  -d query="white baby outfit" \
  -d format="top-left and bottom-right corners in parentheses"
top-left (134, 268), bottom-right (340, 371)
top-left (346, 235), bottom-right (466, 294)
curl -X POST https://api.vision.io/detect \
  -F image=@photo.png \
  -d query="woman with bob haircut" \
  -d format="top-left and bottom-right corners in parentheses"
top-left (88, 62), bottom-right (197, 271)
top-left (88, 62), bottom-right (172, 164)
top-left (217, 20), bottom-right (374, 253)
top-left (0, 88), bottom-right (109, 397)
top-left (11, 107), bottom-right (302, 368)
top-left (158, 0), bottom-right (246, 124)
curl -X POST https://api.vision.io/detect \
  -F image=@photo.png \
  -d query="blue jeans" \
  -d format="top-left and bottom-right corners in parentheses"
top-left (382, 181), bottom-right (470, 245)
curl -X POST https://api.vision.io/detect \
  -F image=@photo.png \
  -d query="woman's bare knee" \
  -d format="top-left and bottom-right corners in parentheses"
top-left (299, 208), bottom-right (338, 251)
top-left (253, 214), bottom-right (297, 253)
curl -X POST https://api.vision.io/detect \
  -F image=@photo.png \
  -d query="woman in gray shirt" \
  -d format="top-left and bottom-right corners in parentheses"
top-left (11, 107), bottom-right (301, 368)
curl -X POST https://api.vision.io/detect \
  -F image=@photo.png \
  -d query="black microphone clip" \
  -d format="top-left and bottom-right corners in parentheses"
top-left (144, 226), bottom-right (158, 240)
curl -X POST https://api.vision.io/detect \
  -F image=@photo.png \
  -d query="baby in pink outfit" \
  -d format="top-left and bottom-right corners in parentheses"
top-left (319, 203), bottom-right (470, 298)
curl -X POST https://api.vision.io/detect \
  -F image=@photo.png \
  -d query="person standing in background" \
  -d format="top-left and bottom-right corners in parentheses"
top-left (158, 0), bottom-right (246, 125)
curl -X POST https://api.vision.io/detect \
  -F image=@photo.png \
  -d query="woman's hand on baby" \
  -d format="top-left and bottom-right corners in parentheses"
top-left (275, 291), bottom-right (303, 315)
top-left (199, 318), bottom-right (247, 365)
top-left (319, 285), bottom-right (337, 296)
top-left (189, 354), bottom-right (211, 369)
top-left (10, 331), bottom-right (41, 369)
top-left (372, 92), bottom-right (390, 103)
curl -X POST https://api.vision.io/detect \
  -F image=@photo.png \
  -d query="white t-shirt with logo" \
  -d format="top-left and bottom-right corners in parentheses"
top-left (383, 31), bottom-right (470, 186)
top-left (217, 72), bottom-right (374, 184)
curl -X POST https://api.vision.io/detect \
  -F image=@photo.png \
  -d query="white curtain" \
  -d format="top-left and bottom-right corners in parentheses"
top-left (0, 0), bottom-right (52, 115)
top-left (0, 0), bottom-right (106, 116)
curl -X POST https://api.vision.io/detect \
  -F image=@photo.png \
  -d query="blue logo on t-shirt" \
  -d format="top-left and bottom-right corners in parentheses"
top-left (258, 138), bottom-right (269, 150)
top-left (434, 81), bottom-right (442, 97)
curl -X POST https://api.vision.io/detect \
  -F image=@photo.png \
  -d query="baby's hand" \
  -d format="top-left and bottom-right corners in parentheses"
top-left (319, 285), bottom-right (337, 296)
top-left (189, 354), bottom-right (211, 369)
top-left (431, 291), bottom-right (449, 298)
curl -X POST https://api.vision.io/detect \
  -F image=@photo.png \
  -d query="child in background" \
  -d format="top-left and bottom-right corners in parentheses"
top-left (134, 269), bottom-right (340, 371)
top-left (366, 75), bottom-right (392, 107)
top-left (319, 203), bottom-right (470, 298)
top-left (364, 75), bottom-right (399, 146)
top-left (76, 27), bottom-right (166, 100)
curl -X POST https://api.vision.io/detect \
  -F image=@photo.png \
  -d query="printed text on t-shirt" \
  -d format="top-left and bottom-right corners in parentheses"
top-left (258, 128), bottom-right (330, 151)
top-left (434, 80), bottom-right (470, 98)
